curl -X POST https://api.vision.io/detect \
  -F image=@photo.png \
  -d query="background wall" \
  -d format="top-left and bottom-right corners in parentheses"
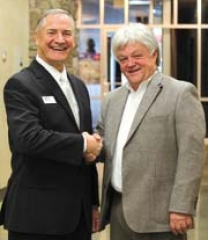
top-left (0, 0), bottom-right (29, 188)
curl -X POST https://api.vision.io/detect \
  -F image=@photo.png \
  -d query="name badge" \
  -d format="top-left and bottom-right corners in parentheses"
top-left (42, 96), bottom-right (57, 104)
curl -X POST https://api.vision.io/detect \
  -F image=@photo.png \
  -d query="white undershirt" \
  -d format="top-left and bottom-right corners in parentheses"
top-left (111, 78), bottom-right (152, 192)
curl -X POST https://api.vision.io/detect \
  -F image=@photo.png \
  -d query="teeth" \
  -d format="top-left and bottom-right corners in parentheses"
top-left (51, 47), bottom-right (67, 51)
top-left (53, 49), bottom-right (64, 52)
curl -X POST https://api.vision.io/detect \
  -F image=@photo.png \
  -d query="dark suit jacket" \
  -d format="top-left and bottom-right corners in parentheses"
top-left (0, 60), bottom-right (99, 235)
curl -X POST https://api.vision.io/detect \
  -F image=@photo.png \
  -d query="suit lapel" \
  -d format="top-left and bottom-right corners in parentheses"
top-left (126, 72), bottom-right (163, 144)
top-left (67, 74), bottom-right (84, 131)
top-left (29, 60), bottom-right (79, 129)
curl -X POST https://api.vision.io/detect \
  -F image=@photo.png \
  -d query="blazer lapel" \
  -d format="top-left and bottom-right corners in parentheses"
top-left (126, 72), bottom-right (163, 144)
top-left (109, 87), bottom-right (129, 153)
top-left (29, 60), bottom-right (79, 129)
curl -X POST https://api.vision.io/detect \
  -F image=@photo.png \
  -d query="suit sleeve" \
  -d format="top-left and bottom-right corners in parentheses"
top-left (90, 164), bottom-right (99, 206)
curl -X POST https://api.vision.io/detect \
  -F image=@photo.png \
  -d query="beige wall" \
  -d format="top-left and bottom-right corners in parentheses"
top-left (0, 0), bottom-right (29, 188)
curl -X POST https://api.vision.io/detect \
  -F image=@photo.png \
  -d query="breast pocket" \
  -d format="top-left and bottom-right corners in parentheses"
top-left (40, 102), bottom-right (71, 130)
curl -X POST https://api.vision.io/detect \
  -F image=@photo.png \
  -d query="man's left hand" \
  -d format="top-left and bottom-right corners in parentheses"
top-left (170, 212), bottom-right (194, 235)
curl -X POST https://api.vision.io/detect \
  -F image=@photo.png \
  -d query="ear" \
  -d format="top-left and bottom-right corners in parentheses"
top-left (152, 49), bottom-right (158, 58)
top-left (151, 50), bottom-right (158, 63)
top-left (35, 31), bottom-right (40, 46)
top-left (72, 39), bottom-right (76, 49)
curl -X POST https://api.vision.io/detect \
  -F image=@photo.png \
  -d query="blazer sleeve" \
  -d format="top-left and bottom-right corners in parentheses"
top-left (169, 83), bottom-right (206, 214)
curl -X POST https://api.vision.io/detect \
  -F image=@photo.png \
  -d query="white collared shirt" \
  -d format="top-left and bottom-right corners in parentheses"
top-left (36, 55), bottom-right (63, 85)
top-left (36, 55), bottom-right (80, 128)
top-left (111, 76), bottom-right (154, 192)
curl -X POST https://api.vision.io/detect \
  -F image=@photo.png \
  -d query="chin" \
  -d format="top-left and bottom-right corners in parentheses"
top-left (50, 56), bottom-right (67, 62)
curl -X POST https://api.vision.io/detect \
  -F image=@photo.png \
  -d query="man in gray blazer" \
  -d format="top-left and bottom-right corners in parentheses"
top-left (97, 23), bottom-right (206, 240)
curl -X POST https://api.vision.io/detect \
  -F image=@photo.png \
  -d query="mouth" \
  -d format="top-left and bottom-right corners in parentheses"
top-left (50, 46), bottom-right (68, 52)
top-left (128, 68), bottom-right (140, 74)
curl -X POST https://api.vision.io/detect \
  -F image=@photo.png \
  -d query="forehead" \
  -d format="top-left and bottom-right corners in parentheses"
top-left (42, 14), bottom-right (73, 29)
top-left (117, 42), bottom-right (148, 54)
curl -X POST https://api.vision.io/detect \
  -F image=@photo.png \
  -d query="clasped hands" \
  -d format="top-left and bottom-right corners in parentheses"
top-left (82, 132), bottom-right (103, 162)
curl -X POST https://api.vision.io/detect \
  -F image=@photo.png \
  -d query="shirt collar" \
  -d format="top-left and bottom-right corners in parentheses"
top-left (125, 70), bottom-right (157, 93)
top-left (36, 55), bottom-right (67, 82)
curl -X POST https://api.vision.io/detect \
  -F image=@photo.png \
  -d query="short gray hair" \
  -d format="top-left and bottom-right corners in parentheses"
top-left (36, 9), bottom-right (75, 32)
top-left (112, 23), bottom-right (160, 66)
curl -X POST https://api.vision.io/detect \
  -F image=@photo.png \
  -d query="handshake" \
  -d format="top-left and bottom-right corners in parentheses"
top-left (82, 132), bottom-right (103, 162)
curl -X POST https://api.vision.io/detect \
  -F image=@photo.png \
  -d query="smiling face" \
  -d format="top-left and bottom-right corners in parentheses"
top-left (117, 42), bottom-right (157, 90)
top-left (35, 13), bottom-right (75, 72)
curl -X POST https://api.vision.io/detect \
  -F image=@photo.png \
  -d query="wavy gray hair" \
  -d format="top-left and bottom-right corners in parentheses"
top-left (112, 23), bottom-right (160, 66)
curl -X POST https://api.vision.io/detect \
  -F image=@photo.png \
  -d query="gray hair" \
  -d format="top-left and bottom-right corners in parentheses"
top-left (36, 9), bottom-right (75, 33)
top-left (112, 23), bottom-right (160, 66)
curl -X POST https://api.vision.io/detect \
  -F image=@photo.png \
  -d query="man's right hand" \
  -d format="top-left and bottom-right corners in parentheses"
top-left (82, 132), bottom-right (103, 162)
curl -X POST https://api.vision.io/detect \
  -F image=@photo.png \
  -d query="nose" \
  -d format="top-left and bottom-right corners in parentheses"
top-left (55, 32), bottom-right (65, 43)
top-left (126, 57), bottom-right (135, 66)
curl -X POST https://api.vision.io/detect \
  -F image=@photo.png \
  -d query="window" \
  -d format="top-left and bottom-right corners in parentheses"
top-left (76, 0), bottom-right (208, 136)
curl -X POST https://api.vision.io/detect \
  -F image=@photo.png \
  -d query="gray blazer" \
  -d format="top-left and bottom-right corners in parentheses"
top-left (97, 72), bottom-right (206, 233)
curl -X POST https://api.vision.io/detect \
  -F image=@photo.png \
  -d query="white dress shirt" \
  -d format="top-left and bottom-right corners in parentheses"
top-left (36, 55), bottom-right (80, 128)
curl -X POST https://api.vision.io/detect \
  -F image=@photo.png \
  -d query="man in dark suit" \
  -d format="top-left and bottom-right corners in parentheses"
top-left (0, 9), bottom-right (102, 240)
